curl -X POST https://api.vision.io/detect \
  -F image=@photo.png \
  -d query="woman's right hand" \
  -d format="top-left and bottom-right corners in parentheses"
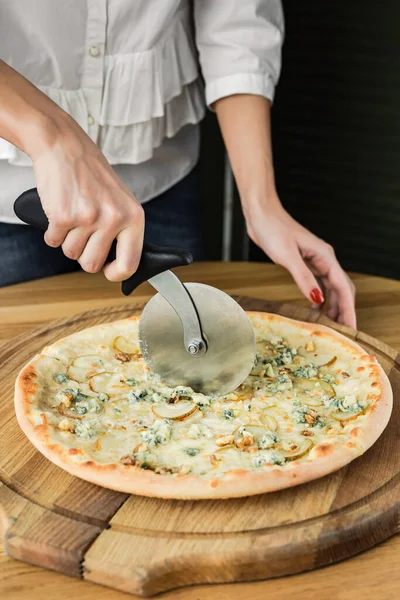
top-left (32, 121), bottom-right (144, 282)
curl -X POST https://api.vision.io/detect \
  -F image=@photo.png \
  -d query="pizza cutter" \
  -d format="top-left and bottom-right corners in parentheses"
top-left (14, 189), bottom-right (256, 396)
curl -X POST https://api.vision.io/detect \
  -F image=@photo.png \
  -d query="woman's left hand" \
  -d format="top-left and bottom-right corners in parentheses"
top-left (245, 202), bottom-right (357, 329)
top-left (214, 94), bottom-right (356, 327)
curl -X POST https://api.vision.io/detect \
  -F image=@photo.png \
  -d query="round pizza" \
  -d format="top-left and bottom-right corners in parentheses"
top-left (15, 312), bottom-right (392, 499)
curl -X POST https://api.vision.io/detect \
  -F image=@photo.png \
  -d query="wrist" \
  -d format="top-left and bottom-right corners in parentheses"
top-left (231, 156), bottom-right (280, 213)
top-left (240, 187), bottom-right (283, 221)
top-left (25, 111), bottom-right (77, 161)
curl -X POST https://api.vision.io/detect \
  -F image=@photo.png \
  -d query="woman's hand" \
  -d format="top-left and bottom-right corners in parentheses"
top-left (245, 202), bottom-right (357, 328)
top-left (214, 94), bottom-right (356, 328)
top-left (33, 126), bottom-right (144, 282)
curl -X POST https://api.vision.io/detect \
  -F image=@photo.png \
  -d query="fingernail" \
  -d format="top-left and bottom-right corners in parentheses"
top-left (310, 288), bottom-right (324, 304)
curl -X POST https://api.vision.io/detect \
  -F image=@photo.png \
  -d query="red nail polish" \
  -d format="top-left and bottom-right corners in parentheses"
top-left (310, 288), bottom-right (324, 304)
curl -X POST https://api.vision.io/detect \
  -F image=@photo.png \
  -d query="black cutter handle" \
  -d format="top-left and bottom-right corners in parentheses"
top-left (14, 188), bottom-right (193, 296)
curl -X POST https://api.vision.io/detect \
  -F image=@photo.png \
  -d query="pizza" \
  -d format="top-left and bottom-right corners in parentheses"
top-left (14, 312), bottom-right (392, 499)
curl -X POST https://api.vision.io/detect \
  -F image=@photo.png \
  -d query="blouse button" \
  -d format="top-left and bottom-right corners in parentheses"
top-left (88, 115), bottom-right (95, 126)
top-left (89, 45), bottom-right (100, 57)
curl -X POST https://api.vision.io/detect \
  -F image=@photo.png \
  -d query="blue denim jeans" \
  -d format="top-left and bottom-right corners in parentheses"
top-left (0, 166), bottom-right (204, 288)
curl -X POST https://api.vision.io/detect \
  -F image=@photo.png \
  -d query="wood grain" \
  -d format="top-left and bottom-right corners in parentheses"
top-left (0, 263), bottom-right (400, 599)
top-left (0, 295), bottom-right (399, 596)
top-left (0, 483), bottom-right (100, 577)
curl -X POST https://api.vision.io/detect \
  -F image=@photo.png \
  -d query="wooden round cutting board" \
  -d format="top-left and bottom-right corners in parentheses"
top-left (0, 297), bottom-right (399, 597)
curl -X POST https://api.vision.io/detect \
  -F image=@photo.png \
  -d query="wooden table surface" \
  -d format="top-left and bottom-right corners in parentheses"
top-left (1, 262), bottom-right (399, 600)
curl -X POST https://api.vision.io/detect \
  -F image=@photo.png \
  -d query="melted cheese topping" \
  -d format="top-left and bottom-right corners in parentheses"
top-left (31, 315), bottom-right (380, 478)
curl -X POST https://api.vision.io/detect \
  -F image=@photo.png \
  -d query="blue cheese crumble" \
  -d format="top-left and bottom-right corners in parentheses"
top-left (141, 419), bottom-right (172, 447)
top-left (74, 420), bottom-right (98, 439)
top-left (293, 365), bottom-right (318, 379)
top-left (56, 388), bottom-right (90, 406)
top-left (187, 424), bottom-right (213, 439)
top-left (325, 394), bottom-right (364, 413)
top-left (266, 374), bottom-right (293, 394)
top-left (258, 433), bottom-right (278, 449)
top-left (251, 452), bottom-right (285, 468)
top-left (191, 393), bottom-right (210, 407)
top-left (127, 389), bottom-right (148, 403)
top-left (292, 404), bottom-right (310, 424)
top-left (53, 373), bottom-right (69, 384)
top-left (222, 408), bottom-right (235, 420)
top-left (184, 447), bottom-right (200, 457)
top-left (274, 344), bottom-right (297, 366)
top-left (75, 397), bottom-right (101, 414)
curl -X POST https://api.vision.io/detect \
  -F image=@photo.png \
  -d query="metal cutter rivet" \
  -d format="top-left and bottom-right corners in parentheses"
top-left (187, 341), bottom-right (202, 355)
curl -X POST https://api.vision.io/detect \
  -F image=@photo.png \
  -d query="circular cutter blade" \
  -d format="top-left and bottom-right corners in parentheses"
top-left (138, 283), bottom-right (256, 396)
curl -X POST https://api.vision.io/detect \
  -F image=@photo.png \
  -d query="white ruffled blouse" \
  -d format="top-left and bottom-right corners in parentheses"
top-left (0, 0), bottom-right (283, 223)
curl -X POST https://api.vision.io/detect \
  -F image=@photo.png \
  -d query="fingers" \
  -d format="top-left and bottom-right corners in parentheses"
top-left (277, 248), bottom-right (325, 306)
top-left (103, 224), bottom-right (144, 282)
top-left (44, 222), bottom-right (71, 248)
top-left (329, 267), bottom-right (357, 329)
top-left (310, 277), bottom-right (326, 310)
top-left (77, 230), bottom-right (115, 273)
top-left (60, 224), bottom-right (142, 278)
top-left (43, 186), bottom-right (144, 278)
top-left (249, 208), bottom-right (356, 328)
top-left (326, 288), bottom-right (339, 322)
top-left (301, 237), bottom-right (356, 329)
top-left (62, 227), bottom-right (92, 260)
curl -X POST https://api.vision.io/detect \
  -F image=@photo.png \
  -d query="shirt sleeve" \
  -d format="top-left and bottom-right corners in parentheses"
top-left (194, 0), bottom-right (284, 107)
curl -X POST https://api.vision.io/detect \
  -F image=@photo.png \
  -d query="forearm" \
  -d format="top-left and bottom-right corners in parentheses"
top-left (214, 94), bottom-right (281, 220)
top-left (0, 60), bottom-right (77, 159)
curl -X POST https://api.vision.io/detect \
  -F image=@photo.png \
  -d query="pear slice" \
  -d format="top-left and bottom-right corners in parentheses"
top-left (256, 341), bottom-right (276, 358)
top-left (331, 409), bottom-right (363, 422)
top-left (235, 391), bottom-right (254, 402)
top-left (237, 424), bottom-right (269, 440)
top-left (215, 444), bottom-right (236, 454)
top-left (280, 438), bottom-right (313, 460)
top-left (297, 347), bottom-right (337, 368)
top-left (294, 378), bottom-right (335, 406)
top-left (232, 409), bottom-right (251, 424)
top-left (57, 405), bottom-right (83, 420)
top-left (259, 410), bottom-right (278, 431)
top-left (42, 356), bottom-right (69, 385)
top-left (89, 372), bottom-right (128, 395)
top-left (319, 355), bottom-right (337, 368)
top-left (152, 401), bottom-right (197, 420)
top-left (219, 408), bottom-right (251, 424)
top-left (113, 336), bottom-right (141, 357)
top-left (67, 355), bottom-right (106, 383)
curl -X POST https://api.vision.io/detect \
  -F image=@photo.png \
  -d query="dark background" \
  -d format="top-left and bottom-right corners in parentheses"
top-left (200, 0), bottom-right (400, 279)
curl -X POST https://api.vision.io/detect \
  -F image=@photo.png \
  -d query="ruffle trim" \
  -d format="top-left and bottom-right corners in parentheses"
top-left (0, 12), bottom-right (205, 166)
top-left (100, 79), bottom-right (205, 165)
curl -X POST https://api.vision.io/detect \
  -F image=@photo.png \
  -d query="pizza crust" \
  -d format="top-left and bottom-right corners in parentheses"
top-left (14, 312), bottom-right (393, 499)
